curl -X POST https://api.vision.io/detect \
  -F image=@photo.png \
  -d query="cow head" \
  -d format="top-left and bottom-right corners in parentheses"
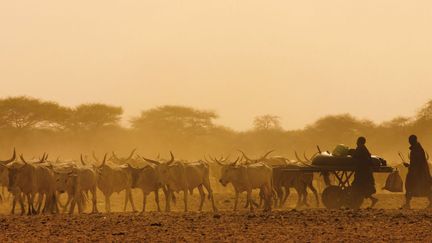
top-left (122, 163), bottom-right (150, 188)
top-left (6, 154), bottom-right (39, 192)
top-left (142, 152), bottom-right (175, 185)
top-left (53, 170), bottom-right (72, 194)
top-left (0, 149), bottom-right (15, 187)
top-left (210, 156), bottom-right (241, 187)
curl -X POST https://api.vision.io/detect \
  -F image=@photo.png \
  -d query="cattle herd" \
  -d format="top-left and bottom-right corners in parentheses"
top-left (0, 148), bottom-right (321, 215)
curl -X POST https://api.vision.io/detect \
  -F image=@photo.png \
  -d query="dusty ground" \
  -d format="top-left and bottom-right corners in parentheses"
top-left (1, 191), bottom-right (432, 242)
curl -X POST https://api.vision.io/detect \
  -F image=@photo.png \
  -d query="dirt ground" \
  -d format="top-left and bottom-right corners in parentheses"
top-left (1, 191), bottom-right (432, 242)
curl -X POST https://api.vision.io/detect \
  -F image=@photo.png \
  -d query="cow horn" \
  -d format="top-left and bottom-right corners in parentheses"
top-left (111, 152), bottom-right (121, 162)
top-left (36, 153), bottom-right (46, 163)
top-left (316, 145), bottom-right (322, 154)
top-left (166, 151), bottom-right (175, 165)
top-left (238, 150), bottom-right (252, 162)
top-left (303, 152), bottom-right (311, 162)
top-left (142, 156), bottom-right (160, 165)
top-left (0, 148), bottom-right (16, 164)
top-left (99, 153), bottom-right (107, 167)
top-left (124, 149), bottom-right (137, 162)
top-left (20, 154), bottom-right (28, 164)
top-left (209, 155), bottom-right (224, 166)
top-left (427, 152), bottom-right (430, 161)
top-left (127, 163), bottom-right (133, 169)
top-left (80, 154), bottom-right (87, 166)
top-left (229, 157), bottom-right (240, 166)
top-left (295, 151), bottom-right (304, 162)
top-left (260, 150), bottom-right (274, 160)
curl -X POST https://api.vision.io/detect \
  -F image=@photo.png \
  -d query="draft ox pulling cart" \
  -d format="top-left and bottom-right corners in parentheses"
top-left (276, 152), bottom-right (395, 209)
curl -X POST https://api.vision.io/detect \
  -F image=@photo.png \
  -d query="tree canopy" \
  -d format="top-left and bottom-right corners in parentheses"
top-left (131, 105), bottom-right (218, 135)
top-left (0, 96), bottom-right (69, 129)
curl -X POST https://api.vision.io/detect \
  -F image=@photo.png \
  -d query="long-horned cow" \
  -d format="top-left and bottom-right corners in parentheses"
top-left (93, 153), bottom-right (136, 213)
top-left (247, 151), bottom-right (319, 208)
top-left (0, 149), bottom-right (16, 202)
top-left (122, 162), bottom-right (163, 213)
top-left (2, 154), bottom-right (58, 215)
top-left (53, 155), bottom-right (99, 214)
top-left (212, 155), bottom-right (273, 212)
top-left (144, 152), bottom-right (218, 212)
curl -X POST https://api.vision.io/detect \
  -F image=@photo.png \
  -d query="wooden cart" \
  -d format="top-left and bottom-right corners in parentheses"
top-left (278, 165), bottom-right (394, 209)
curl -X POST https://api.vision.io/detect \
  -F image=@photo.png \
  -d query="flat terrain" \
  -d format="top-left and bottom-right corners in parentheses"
top-left (1, 192), bottom-right (432, 242)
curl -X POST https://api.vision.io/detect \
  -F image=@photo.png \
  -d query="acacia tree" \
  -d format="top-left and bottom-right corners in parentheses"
top-left (0, 96), bottom-right (70, 129)
top-left (67, 103), bottom-right (123, 130)
top-left (253, 115), bottom-right (282, 131)
top-left (131, 105), bottom-right (218, 136)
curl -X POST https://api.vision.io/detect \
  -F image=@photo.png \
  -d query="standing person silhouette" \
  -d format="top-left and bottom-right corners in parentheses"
top-left (402, 135), bottom-right (432, 209)
top-left (351, 136), bottom-right (378, 208)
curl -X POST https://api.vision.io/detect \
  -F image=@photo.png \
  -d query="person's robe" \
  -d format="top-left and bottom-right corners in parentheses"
top-left (405, 142), bottom-right (432, 197)
top-left (351, 144), bottom-right (376, 197)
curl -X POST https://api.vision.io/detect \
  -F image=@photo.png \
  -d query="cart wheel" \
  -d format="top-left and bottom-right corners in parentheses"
top-left (322, 186), bottom-right (344, 209)
top-left (343, 186), bottom-right (364, 209)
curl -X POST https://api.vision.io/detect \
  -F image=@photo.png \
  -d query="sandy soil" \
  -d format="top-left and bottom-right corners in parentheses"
top-left (1, 192), bottom-right (432, 242)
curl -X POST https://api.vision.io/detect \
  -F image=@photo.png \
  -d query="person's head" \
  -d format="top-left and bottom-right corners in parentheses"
top-left (357, 136), bottom-right (366, 146)
top-left (409, 135), bottom-right (418, 146)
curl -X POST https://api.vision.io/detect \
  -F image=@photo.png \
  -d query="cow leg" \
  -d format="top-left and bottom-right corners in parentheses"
top-left (154, 189), bottom-right (161, 212)
top-left (37, 193), bottom-right (45, 214)
top-left (258, 190), bottom-right (263, 208)
top-left (18, 195), bottom-right (25, 215)
top-left (282, 187), bottom-right (290, 207)
top-left (165, 189), bottom-right (171, 212)
top-left (264, 184), bottom-right (273, 212)
top-left (11, 197), bottom-right (16, 215)
top-left (128, 189), bottom-right (137, 212)
top-left (234, 191), bottom-right (240, 211)
top-left (203, 181), bottom-right (217, 212)
top-left (247, 189), bottom-right (254, 212)
top-left (141, 190), bottom-right (147, 213)
top-left (91, 188), bottom-right (98, 213)
top-left (69, 198), bottom-right (75, 214)
top-left (26, 194), bottom-right (33, 216)
top-left (198, 185), bottom-right (205, 211)
top-left (294, 187), bottom-right (304, 208)
top-left (19, 194), bottom-right (25, 215)
top-left (123, 190), bottom-right (129, 212)
top-left (274, 186), bottom-right (283, 208)
top-left (62, 194), bottom-right (72, 213)
top-left (183, 189), bottom-right (188, 212)
top-left (308, 183), bottom-right (320, 207)
top-left (77, 194), bottom-right (83, 214)
top-left (105, 195), bottom-right (111, 213)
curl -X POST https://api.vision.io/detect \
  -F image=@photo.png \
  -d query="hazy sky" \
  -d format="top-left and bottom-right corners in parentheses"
top-left (1, 1), bottom-right (431, 130)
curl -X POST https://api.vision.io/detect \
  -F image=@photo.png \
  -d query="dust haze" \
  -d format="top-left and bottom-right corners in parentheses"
top-left (1, 1), bottom-right (432, 242)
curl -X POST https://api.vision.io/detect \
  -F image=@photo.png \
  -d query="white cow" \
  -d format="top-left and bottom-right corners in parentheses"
top-left (144, 152), bottom-right (218, 212)
top-left (94, 154), bottom-right (136, 213)
top-left (214, 156), bottom-right (273, 212)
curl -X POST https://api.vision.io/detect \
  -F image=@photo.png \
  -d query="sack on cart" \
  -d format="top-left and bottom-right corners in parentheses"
top-left (382, 170), bottom-right (403, 192)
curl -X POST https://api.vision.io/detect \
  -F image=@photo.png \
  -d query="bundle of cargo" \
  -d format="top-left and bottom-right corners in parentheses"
top-left (311, 145), bottom-right (387, 168)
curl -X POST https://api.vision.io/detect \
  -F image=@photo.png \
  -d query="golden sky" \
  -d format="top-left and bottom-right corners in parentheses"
top-left (1, 1), bottom-right (431, 130)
